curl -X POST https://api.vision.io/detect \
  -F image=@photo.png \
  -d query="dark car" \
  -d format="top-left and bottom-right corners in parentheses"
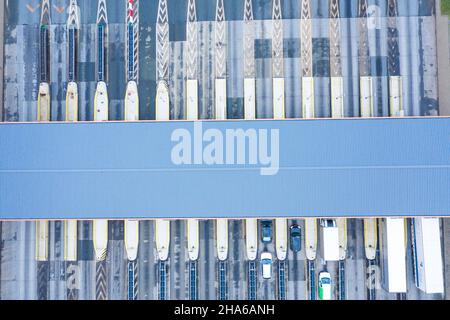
top-left (261, 220), bottom-right (272, 243)
top-left (290, 224), bottom-right (302, 252)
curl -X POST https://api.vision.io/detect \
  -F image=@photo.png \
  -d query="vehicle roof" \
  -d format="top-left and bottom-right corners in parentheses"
top-left (322, 226), bottom-right (340, 260)
top-left (321, 283), bottom-right (332, 299)
top-left (262, 263), bottom-right (271, 277)
top-left (321, 219), bottom-right (337, 227)
top-left (291, 226), bottom-right (301, 233)
top-left (319, 272), bottom-right (331, 279)
top-left (384, 218), bottom-right (407, 292)
top-left (261, 252), bottom-right (272, 259)
top-left (416, 218), bottom-right (444, 293)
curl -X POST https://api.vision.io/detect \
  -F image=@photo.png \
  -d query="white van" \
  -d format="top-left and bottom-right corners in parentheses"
top-left (320, 219), bottom-right (339, 261)
top-left (261, 252), bottom-right (273, 279)
top-left (318, 272), bottom-right (332, 300)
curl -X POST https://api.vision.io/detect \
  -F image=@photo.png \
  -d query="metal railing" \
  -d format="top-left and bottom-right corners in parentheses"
top-left (338, 260), bottom-right (346, 300)
top-left (278, 261), bottom-right (286, 300)
top-left (308, 260), bottom-right (316, 300)
top-left (158, 260), bottom-right (167, 300)
top-left (218, 261), bottom-right (228, 300)
top-left (189, 261), bottom-right (198, 300)
top-left (127, 260), bottom-right (138, 300)
top-left (248, 261), bottom-right (257, 300)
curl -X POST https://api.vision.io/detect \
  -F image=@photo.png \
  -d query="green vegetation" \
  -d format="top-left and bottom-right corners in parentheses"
top-left (443, 0), bottom-right (450, 16)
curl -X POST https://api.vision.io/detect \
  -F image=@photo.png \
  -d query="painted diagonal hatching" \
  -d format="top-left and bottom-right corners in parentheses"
top-left (97, 0), bottom-right (108, 24)
top-left (157, 0), bottom-right (169, 81)
top-left (300, 0), bottom-right (313, 77)
top-left (358, 0), bottom-right (370, 77)
top-left (243, 0), bottom-right (255, 79)
top-left (329, 0), bottom-right (342, 77)
top-left (132, 0), bottom-right (139, 81)
top-left (126, 0), bottom-right (139, 82)
top-left (67, 0), bottom-right (80, 28)
top-left (186, 0), bottom-right (198, 80)
top-left (387, 0), bottom-right (400, 76)
top-left (95, 261), bottom-right (107, 300)
top-left (215, 0), bottom-right (227, 79)
top-left (40, 0), bottom-right (51, 25)
top-left (272, 0), bottom-right (284, 78)
top-left (67, 0), bottom-right (79, 82)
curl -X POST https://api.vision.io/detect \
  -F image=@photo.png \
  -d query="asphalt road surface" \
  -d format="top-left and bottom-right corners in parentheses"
top-left (0, 218), bottom-right (447, 300)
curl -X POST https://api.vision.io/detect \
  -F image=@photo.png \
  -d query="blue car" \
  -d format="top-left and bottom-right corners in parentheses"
top-left (290, 224), bottom-right (302, 252)
top-left (261, 220), bottom-right (272, 243)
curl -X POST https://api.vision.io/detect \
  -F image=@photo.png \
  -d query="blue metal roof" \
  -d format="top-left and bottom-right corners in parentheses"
top-left (0, 117), bottom-right (449, 219)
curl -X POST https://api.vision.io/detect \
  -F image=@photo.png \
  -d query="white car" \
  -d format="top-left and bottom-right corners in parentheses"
top-left (261, 252), bottom-right (273, 279)
top-left (318, 272), bottom-right (332, 300)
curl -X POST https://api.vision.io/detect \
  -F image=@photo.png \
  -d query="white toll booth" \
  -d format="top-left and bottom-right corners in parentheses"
top-left (380, 218), bottom-right (407, 293)
top-left (216, 219), bottom-right (228, 261)
top-left (412, 217), bottom-right (444, 294)
top-left (275, 218), bottom-right (287, 261)
top-left (320, 219), bottom-right (339, 261)
top-left (245, 219), bottom-right (258, 261)
top-left (155, 219), bottom-right (170, 261)
top-left (124, 220), bottom-right (139, 262)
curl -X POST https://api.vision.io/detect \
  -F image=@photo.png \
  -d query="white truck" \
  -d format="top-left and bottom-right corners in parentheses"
top-left (320, 219), bottom-right (339, 261)
top-left (412, 217), bottom-right (444, 294)
top-left (380, 218), bottom-right (407, 293)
